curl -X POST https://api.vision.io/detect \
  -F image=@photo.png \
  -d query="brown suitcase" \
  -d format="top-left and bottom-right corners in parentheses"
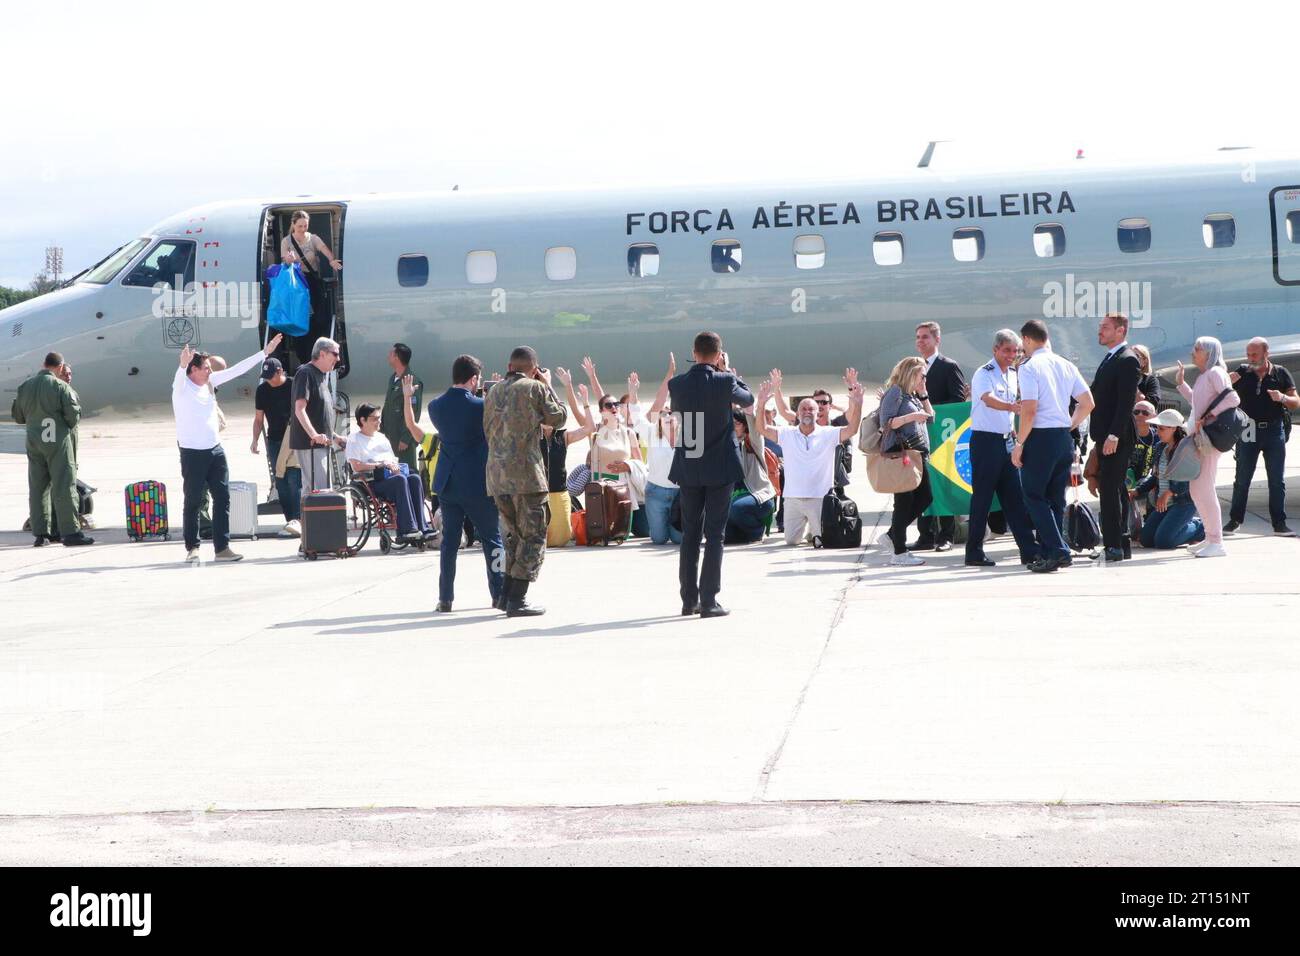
top-left (583, 480), bottom-right (632, 545)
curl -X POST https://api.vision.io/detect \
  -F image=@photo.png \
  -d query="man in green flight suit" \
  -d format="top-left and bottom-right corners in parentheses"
top-left (380, 342), bottom-right (424, 474)
top-left (482, 346), bottom-right (568, 617)
top-left (11, 351), bottom-right (93, 547)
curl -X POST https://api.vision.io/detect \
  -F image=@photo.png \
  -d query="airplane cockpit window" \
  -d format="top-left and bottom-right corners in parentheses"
top-left (1033, 223), bottom-right (1066, 258)
top-left (1202, 214), bottom-right (1236, 249)
top-left (122, 240), bottom-right (197, 289)
top-left (81, 238), bottom-right (150, 285)
top-left (1117, 218), bottom-right (1152, 254)
top-left (397, 254), bottom-right (429, 287)
top-left (872, 232), bottom-right (904, 266)
top-left (1288, 211), bottom-right (1300, 244)
top-left (628, 243), bottom-right (660, 277)
top-left (952, 227), bottom-right (985, 262)
top-left (711, 239), bottom-right (742, 273)
top-left (545, 246), bottom-right (577, 281)
top-left (466, 250), bottom-right (498, 284)
top-left (794, 235), bottom-right (826, 270)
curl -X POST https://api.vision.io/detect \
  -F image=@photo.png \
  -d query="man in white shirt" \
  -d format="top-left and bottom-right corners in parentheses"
top-left (758, 371), bottom-right (863, 545)
top-left (173, 334), bottom-right (281, 563)
top-left (1010, 320), bottom-right (1095, 573)
top-left (965, 329), bottom-right (1041, 568)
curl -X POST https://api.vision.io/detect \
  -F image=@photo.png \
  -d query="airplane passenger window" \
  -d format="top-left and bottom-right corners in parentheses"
top-left (793, 235), bottom-right (826, 270)
top-left (466, 250), bottom-right (497, 284)
top-left (1033, 223), bottom-right (1066, 258)
top-left (1117, 218), bottom-right (1151, 254)
top-left (628, 243), bottom-right (660, 277)
top-left (872, 232), bottom-right (904, 266)
top-left (397, 254), bottom-right (429, 287)
top-left (1202, 215), bottom-right (1235, 249)
top-left (82, 238), bottom-right (150, 284)
top-left (545, 246), bottom-right (577, 281)
top-left (952, 227), bottom-right (985, 262)
top-left (122, 240), bottom-right (196, 289)
top-left (1288, 211), bottom-right (1300, 244)
top-left (711, 239), bottom-right (743, 273)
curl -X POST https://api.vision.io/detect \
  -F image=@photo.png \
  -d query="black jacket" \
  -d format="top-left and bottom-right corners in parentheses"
top-left (925, 354), bottom-right (967, 406)
top-left (1089, 345), bottom-right (1141, 445)
top-left (668, 363), bottom-right (753, 487)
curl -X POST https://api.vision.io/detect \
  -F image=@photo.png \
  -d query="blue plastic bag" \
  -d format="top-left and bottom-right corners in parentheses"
top-left (266, 263), bottom-right (310, 337)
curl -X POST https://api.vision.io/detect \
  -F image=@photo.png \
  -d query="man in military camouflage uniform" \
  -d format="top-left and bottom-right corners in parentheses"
top-left (482, 346), bottom-right (568, 617)
top-left (11, 352), bottom-right (93, 547)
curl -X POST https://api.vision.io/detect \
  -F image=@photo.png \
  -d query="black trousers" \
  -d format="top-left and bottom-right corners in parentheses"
top-left (678, 482), bottom-right (733, 608)
top-left (916, 512), bottom-right (955, 544)
top-left (180, 445), bottom-right (230, 552)
top-left (889, 467), bottom-right (933, 555)
top-left (1096, 437), bottom-right (1134, 551)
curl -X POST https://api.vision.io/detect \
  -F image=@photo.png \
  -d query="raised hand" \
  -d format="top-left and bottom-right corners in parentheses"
top-left (769, 368), bottom-right (783, 390)
top-left (1175, 361), bottom-right (1185, 387)
top-left (582, 356), bottom-right (597, 379)
top-left (401, 373), bottom-right (416, 397)
top-left (555, 366), bottom-right (572, 388)
top-left (843, 367), bottom-right (859, 389)
top-left (264, 333), bottom-right (283, 355)
top-left (577, 383), bottom-right (590, 405)
top-left (490, 371), bottom-right (503, 383)
top-left (668, 352), bottom-right (676, 376)
top-left (179, 345), bottom-right (194, 368)
top-left (627, 371), bottom-right (640, 394)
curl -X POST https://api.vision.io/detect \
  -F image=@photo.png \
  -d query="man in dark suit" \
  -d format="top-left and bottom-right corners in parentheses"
top-left (426, 354), bottom-right (505, 612)
top-left (1088, 313), bottom-right (1141, 562)
top-left (668, 331), bottom-right (754, 618)
top-left (911, 321), bottom-right (967, 551)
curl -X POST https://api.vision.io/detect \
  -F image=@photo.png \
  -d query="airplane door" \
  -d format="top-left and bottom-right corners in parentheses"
top-left (1269, 185), bottom-right (1300, 285)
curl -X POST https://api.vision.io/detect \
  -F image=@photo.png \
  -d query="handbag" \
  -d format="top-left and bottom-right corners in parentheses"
top-left (1200, 387), bottom-right (1248, 453)
top-left (1165, 438), bottom-right (1202, 483)
top-left (866, 448), bottom-right (925, 494)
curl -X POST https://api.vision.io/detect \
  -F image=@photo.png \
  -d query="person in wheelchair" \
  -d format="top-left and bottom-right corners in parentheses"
top-left (345, 403), bottom-right (436, 544)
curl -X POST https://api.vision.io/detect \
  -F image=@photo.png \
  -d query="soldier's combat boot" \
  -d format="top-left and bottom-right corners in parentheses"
top-left (505, 579), bottom-right (544, 617)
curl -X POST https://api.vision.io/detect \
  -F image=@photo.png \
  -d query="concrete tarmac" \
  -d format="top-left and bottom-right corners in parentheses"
top-left (2, 402), bottom-right (1299, 864)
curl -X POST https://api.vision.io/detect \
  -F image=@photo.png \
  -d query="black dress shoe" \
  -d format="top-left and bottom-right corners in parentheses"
top-left (964, 555), bottom-right (996, 567)
top-left (1028, 555), bottom-right (1065, 573)
top-left (61, 533), bottom-right (94, 547)
top-left (33, 535), bottom-right (48, 547)
top-left (699, 604), bottom-right (730, 618)
top-left (906, 538), bottom-right (935, 552)
top-left (681, 604), bottom-right (701, 616)
top-left (934, 540), bottom-right (953, 552)
top-left (436, 601), bottom-right (452, 613)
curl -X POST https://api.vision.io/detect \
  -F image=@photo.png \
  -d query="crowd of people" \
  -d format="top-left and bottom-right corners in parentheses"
top-left (12, 314), bottom-right (1299, 610)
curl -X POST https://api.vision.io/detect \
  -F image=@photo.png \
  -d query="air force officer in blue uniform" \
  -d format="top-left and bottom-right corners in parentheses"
top-left (427, 354), bottom-right (505, 612)
top-left (668, 332), bottom-right (754, 618)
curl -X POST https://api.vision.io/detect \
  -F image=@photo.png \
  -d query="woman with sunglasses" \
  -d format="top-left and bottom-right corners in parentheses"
top-left (586, 392), bottom-right (643, 535)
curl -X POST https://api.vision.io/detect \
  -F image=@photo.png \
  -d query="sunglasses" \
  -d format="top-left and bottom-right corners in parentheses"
top-left (814, 398), bottom-right (831, 405)
top-left (1135, 411), bottom-right (1151, 416)
top-left (602, 402), bottom-right (623, 410)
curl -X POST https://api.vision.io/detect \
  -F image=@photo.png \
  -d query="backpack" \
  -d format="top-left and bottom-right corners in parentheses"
top-left (1065, 487), bottom-right (1102, 552)
top-left (858, 408), bottom-right (884, 454)
top-left (813, 489), bottom-right (863, 549)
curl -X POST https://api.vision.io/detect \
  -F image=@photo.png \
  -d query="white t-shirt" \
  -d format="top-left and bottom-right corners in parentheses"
top-left (777, 424), bottom-right (842, 498)
top-left (346, 430), bottom-right (397, 470)
top-left (1019, 346), bottom-right (1089, 429)
top-left (172, 349), bottom-right (263, 450)
top-left (635, 418), bottom-right (677, 488)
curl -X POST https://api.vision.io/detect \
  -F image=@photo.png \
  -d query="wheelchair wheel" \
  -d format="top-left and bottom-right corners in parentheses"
top-left (379, 533), bottom-right (391, 555)
top-left (339, 484), bottom-right (372, 553)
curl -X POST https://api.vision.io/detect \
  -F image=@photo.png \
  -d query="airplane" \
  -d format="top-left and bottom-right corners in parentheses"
top-left (3, 149), bottom-right (1300, 419)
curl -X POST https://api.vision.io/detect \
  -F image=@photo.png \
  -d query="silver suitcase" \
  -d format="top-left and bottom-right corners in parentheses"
top-left (228, 480), bottom-right (259, 540)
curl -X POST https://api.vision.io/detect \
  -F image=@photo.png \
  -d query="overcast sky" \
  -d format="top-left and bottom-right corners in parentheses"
top-left (2, 1), bottom-right (1295, 288)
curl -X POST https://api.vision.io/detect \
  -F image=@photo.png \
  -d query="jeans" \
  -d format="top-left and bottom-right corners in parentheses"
top-left (180, 445), bottom-right (230, 551)
top-left (1229, 419), bottom-right (1288, 527)
top-left (265, 437), bottom-right (301, 521)
top-left (1140, 498), bottom-right (1205, 549)
top-left (1020, 428), bottom-right (1073, 560)
top-left (644, 482), bottom-right (682, 544)
top-left (726, 493), bottom-right (775, 543)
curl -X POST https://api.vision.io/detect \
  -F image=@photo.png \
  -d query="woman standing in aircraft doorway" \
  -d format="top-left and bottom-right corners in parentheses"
top-left (281, 210), bottom-right (342, 365)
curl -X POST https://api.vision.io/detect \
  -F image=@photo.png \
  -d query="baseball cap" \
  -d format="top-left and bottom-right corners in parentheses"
top-left (261, 357), bottom-right (283, 381)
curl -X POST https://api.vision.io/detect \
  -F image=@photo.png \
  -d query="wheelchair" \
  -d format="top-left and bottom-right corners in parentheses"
top-left (342, 468), bottom-right (436, 555)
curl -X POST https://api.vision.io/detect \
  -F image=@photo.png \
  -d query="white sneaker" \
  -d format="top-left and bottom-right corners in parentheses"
top-left (214, 549), bottom-right (244, 562)
top-left (283, 519), bottom-right (302, 537)
top-left (876, 532), bottom-right (894, 550)
top-left (891, 552), bottom-right (925, 567)
top-left (185, 548), bottom-right (200, 563)
top-left (1194, 542), bottom-right (1227, 558)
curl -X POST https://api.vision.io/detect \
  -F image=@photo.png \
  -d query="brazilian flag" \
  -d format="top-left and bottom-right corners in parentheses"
top-left (923, 402), bottom-right (999, 517)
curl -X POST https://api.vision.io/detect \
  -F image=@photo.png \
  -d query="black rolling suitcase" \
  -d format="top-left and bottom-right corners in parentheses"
top-left (301, 491), bottom-right (351, 559)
